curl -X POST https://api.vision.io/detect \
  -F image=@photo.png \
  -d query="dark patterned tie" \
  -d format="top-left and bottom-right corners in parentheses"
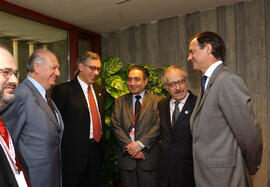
top-left (201, 75), bottom-right (207, 97)
top-left (45, 91), bottom-right (57, 121)
top-left (135, 95), bottom-right (141, 125)
top-left (172, 101), bottom-right (180, 127)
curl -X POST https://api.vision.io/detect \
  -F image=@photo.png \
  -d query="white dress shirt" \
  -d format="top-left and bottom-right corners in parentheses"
top-left (170, 92), bottom-right (190, 123)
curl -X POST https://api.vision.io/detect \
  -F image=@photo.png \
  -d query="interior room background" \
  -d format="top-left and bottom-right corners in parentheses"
top-left (0, 0), bottom-right (269, 186)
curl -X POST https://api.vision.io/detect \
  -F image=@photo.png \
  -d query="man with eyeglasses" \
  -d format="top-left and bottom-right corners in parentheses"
top-left (158, 65), bottom-right (196, 187)
top-left (0, 45), bottom-right (32, 187)
top-left (52, 51), bottom-right (106, 187)
top-left (1, 49), bottom-right (64, 187)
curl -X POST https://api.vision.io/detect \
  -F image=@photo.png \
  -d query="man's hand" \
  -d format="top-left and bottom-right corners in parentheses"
top-left (133, 151), bottom-right (145, 160)
top-left (126, 141), bottom-right (142, 157)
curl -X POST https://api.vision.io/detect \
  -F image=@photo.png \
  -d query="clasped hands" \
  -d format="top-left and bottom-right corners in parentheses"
top-left (126, 141), bottom-right (145, 160)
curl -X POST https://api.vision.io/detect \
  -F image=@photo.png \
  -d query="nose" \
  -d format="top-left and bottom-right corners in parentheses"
top-left (187, 54), bottom-right (192, 62)
top-left (175, 83), bottom-right (181, 90)
top-left (9, 73), bottom-right (18, 85)
top-left (55, 68), bottom-right (60, 76)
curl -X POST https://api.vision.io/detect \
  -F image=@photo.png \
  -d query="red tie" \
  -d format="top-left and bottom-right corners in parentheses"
top-left (0, 118), bottom-right (9, 147)
top-left (0, 118), bottom-right (32, 187)
top-left (88, 86), bottom-right (101, 142)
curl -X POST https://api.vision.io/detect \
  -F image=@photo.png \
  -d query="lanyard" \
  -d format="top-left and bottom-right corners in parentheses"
top-left (132, 99), bottom-right (143, 126)
top-left (0, 134), bottom-right (20, 174)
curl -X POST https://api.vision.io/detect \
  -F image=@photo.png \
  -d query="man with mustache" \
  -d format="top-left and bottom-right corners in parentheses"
top-left (112, 66), bottom-right (161, 187)
top-left (158, 65), bottom-right (196, 187)
top-left (0, 45), bottom-right (31, 187)
top-left (1, 49), bottom-right (64, 187)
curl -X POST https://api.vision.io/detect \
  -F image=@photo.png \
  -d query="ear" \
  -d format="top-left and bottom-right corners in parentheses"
top-left (78, 63), bottom-right (84, 71)
top-left (144, 77), bottom-right (149, 85)
top-left (205, 43), bottom-right (213, 55)
top-left (33, 63), bottom-right (40, 74)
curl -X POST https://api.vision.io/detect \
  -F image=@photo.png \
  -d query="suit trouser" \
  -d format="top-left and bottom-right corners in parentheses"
top-left (120, 161), bottom-right (159, 187)
top-left (62, 140), bottom-right (103, 187)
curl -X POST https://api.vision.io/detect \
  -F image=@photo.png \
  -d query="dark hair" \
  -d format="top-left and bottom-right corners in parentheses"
top-left (77, 51), bottom-right (100, 65)
top-left (190, 31), bottom-right (226, 62)
top-left (128, 65), bottom-right (149, 80)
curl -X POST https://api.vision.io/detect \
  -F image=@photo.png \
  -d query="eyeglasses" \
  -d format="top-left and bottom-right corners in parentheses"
top-left (0, 68), bottom-right (19, 79)
top-left (166, 79), bottom-right (186, 88)
top-left (84, 64), bottom-right (101, 72)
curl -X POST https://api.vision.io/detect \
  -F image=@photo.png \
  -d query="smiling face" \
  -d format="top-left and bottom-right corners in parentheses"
top-left (188, 38), bottom-right (209, 73)
top-left (35, 52), bottom-right (60, 90)
top-left (78, 58), bottom-right (101, 85)
top-left (0, 48), bottom-right (19, 106)
top-left (165, 68), bottom-right (188, 101)
top-left (128, 69), bottom-right (148, 95)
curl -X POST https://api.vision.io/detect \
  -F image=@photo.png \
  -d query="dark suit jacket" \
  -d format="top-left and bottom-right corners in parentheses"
top-left (158, 91), bottom-right (196, 187)
top-left (52, 79), bottom-right (106, 173)
top-left (111, 92), bottom-right (161, 171)
top-left (0, 140), bottom-right (29, 187)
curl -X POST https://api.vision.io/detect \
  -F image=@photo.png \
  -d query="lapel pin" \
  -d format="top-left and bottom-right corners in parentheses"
top-left (185, 110), bottom-right (189, 115)
top-left (98, 93), bottom-right (102, 96)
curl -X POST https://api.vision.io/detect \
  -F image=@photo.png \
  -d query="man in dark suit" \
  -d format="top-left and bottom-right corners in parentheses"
top-left (188, 31), bottom-right (262, 187)
top-left (1, 49), bottom-right (64, 187)
top-left (111, 66), bottom-right (161, 187)
top-left (158, 65), bottom-right (196, 187)
top-left (52, 51), bottom-right (106, 187)
top-left (0, 45), bottom-right (31, 186)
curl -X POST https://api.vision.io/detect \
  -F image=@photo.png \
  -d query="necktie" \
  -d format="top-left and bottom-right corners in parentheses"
top-left (172, 101), bottom-right (180, 127)
top-left (201, 75), bottom-right (207, 97)
top-left (0, 118), bottom-right (9, 147)
top-left (88, 86), bottom-right (101, 142)
top-left (45, 91), bottom-right (57, 121)
top-left (0, 118), bottom-right (32, 187)
top-left (135, 95), bottom-right (141, 125)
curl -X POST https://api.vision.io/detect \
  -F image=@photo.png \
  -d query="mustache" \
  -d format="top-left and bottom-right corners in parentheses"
top-left (174, 90), bottom-right (183, 94)
top-left (4, 83), bottom-right (16, 89)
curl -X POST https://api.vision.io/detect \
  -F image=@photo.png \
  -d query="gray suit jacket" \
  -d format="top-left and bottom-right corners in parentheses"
top-left (111, 92), bottom-right (161, 171)
top-left (0, 78), bottom-right (64, 187)
top-left (190, 64), bottom-right (263, 187)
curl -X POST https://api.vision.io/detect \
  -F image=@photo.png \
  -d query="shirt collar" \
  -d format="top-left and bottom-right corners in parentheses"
top-left (170, 91), bottom-right (190, 105)
top-left (27, 76), bottom-right (46, 99)
top-left (77, 75), bottom-right (92, 93)
top-left (204, 60), bottom-right (223, 78)
top-left (133, 90), bottom-right (145, 101)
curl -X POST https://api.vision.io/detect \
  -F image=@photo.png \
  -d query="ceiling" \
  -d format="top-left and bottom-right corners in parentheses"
top-left (5, 0), bottom-right (247, 34)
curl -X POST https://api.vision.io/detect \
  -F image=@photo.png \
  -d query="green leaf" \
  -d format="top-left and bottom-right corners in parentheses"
top-left (101, 57), bottom-right (123, 78)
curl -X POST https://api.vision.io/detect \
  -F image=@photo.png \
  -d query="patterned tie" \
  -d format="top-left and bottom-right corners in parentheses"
top-left (201, 75), bottom-right (207, 97)
top-left (135, 95), bottom-right (141, 125)
top-left (88, 86), bottom-right (101, 142)
top-left (172, 101), bottom-right (180, 127)
top-left (0, 118), bottom-right (32, 187)
top-left (45, 91), bottom-right (57, 121)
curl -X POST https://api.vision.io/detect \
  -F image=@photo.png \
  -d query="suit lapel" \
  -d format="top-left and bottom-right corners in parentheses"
top-left (124, 93), bottom-right (134, 125)
top-left (192, 64), bottom-right (224, 118)
top-left (72, 79), bottom-right (89, 112)
top-left (93, 83), bottom-right (104, 113)
top-left (137, 92), bottom-right (152, 125)
top-left (24, 79), bottom-right (60, 129)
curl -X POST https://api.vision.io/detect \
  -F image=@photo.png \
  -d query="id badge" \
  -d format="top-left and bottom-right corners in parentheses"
top-left (15, 171), bottom-right (28, 187)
